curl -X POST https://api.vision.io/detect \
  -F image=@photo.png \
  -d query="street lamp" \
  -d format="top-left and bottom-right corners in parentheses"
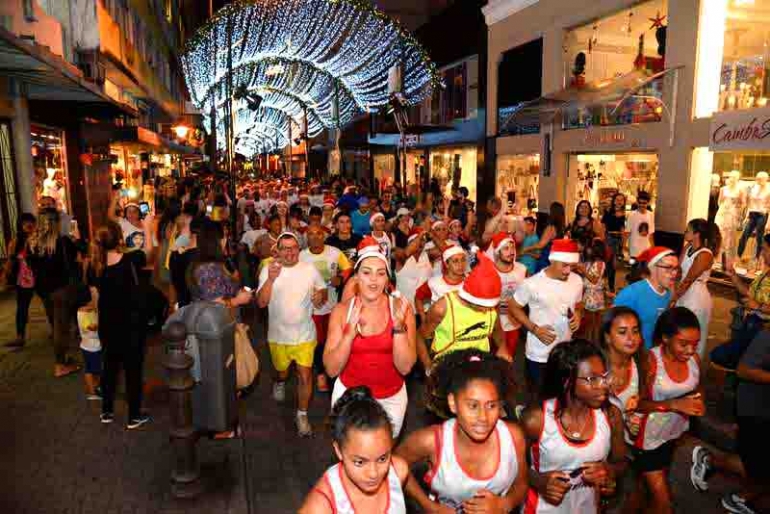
top-left (172, 122), bottom-right (190, 140)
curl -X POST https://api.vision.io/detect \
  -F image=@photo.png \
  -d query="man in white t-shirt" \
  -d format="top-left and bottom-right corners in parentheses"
top-left (414, 243), bottom-right (466, 318)
top-left (490, 232), bottom-right (528, 361)
top-left (258, 232), bottom-right (327, 437)
top-left (299, 226), bottom-right (353, 393)
top-left (627, 191), bottom-right (655, 261)
top-left (510, 238), bottom-right (583, 391)
top-left (369, 212), bottom-right (392, 260)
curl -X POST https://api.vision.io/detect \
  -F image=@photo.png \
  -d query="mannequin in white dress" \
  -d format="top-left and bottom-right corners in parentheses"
top-left (738, 171), bottom-right (770, 269)
top-left (715, 170), bottom-right (746, 264)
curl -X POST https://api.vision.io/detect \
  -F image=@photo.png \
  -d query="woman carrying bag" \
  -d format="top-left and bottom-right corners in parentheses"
top-left (27, 208), bottom-right (86, 377)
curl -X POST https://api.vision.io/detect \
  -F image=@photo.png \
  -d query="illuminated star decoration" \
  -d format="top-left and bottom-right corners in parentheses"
top-left (649, 11), bottom-right (666, 30)
top-left (181, 0), bottom-right (441, 156)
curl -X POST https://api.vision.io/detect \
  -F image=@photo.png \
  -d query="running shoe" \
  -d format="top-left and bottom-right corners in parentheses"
top-left (722, 493), bottom-right (757, 514)
top-left (272, 381), bottom-right (286, 403)
top-left (515, 404), bottom-right (526, 421)
top-left (126, 415), bottom-right (151, 430)
top-left (100, 413), bottom-right (114, 424)
top-left (690, 445), bottom-right (711, 492)
top-left (86, 393), bottom-right (102, 401)
top-left (296, 412), bottom-right (312, 438)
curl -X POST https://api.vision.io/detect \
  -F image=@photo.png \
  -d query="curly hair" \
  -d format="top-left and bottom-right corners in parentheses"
top-left (433, 349), bottom-right (516, 404)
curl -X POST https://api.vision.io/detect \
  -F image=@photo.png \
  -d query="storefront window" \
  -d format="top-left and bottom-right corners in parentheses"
top-left (496, 154), bottom-right (540, 215)
top-left (373, 154), bottom-right (396, 189)
top-left (566, 153), bottom-right (659, 220)
top-left (31, 125), bottom-right (69, 213)
top-left (429, 147), bottom-right (477, 203)
top-left (562, 0), bottom-right (668, 130)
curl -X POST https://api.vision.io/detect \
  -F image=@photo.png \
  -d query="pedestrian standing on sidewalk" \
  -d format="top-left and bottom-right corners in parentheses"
top-left (672, 218), bottom-right (720, 359)
top-left (26, 208), bottom-right (83, 378)
top-left (631, 307), bottom-right (704, 514)
top-left (257, 232), bottom-right (327, 437)
top-left (520, 339), bottom-right (627, 514)
top-left (89, 221), bottom-right (150, 428)
top-left (690, 330), bottom-right (770, 514)
top-left (298, 386), bottom-right (409, 513)
top-left (324, 246), bottom-right (416, 437)
top-left (3, 213), bottom-right (37, 350)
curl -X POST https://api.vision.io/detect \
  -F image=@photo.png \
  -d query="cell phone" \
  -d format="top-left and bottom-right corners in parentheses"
top-left (206, 205), bottom-right (213, 214)
top-left (139, 202), bottom-right (150, 216)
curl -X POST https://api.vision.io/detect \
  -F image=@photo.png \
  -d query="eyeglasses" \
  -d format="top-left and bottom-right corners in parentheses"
top-left (576, 371), bottom-right (612, 388)
top-left (655, 264), bottom-right (678, 273)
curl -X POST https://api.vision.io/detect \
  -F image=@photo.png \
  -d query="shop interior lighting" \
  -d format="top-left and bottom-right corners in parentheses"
top-left (181, 0), bottom-right (441, 156)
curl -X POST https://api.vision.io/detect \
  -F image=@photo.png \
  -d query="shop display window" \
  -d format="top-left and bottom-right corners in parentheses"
top-left (496, 154), bottom-right (540, 215)
top-left (566, 153), bottom-right (659, 219)
top-left (429, 147), bottom-right (477, 203)
top-left (562, 0), bottom-right (668, 130)
top-left (31, 125), bottom-right (69, 213)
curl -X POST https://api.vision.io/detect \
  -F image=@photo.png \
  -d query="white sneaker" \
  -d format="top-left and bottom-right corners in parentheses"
top-left (296, 412), bottom-right (312, 437)
top-left (272, 381), bottom-right (286, 403)
top-left (722, 493), bottom-right (757, 514)
top-left (690, 445), bottom-right (711, 492)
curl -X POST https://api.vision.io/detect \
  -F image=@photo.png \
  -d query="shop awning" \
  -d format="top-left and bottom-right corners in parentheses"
top-left (499, 67), bottom-right (682, 132)
top-left (0, 27), bottom-right (136, 116)
top-left (81, 124), bottom-right (200, 155)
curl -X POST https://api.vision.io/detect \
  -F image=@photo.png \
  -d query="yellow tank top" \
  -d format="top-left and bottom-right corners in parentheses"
top-left (432, 291), bottom-right (497, 358)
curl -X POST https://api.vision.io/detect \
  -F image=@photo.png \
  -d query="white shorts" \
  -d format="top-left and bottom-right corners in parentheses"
top-left (331, 379), bottom-right (408, 438)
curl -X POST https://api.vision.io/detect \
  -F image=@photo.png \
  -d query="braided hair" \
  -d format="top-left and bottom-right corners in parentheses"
top-left (330, 386), bottom-right (393, 446)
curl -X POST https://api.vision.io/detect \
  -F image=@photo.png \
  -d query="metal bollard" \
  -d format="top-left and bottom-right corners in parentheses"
top-left (163, 321), bottom-right (202, 499)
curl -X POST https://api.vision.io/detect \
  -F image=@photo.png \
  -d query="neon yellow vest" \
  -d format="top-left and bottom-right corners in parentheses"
top-left (432, 291), bottom-right (496, 358)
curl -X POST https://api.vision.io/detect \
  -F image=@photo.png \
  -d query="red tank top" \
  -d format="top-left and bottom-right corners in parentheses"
top-left (340, 301), bottom-right (404, 399)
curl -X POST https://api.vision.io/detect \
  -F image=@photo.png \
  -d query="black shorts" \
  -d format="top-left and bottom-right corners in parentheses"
top-left (631, 440), bottom-right (676, 473)
top-left (737, 416), bottom-right (770, 481)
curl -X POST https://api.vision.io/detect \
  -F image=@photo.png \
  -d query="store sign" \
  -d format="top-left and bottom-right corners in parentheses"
top-left (709, 106), bottom-right (770, 151)
top-left (582, 129), bottom-right (644, 149)
top-left (400, 134), bottom-right (420, 147)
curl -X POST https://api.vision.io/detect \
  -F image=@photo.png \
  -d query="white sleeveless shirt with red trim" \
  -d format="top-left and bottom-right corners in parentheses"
top-left (424, 418), bottom-right (519, 509)
top-left (321, 462), bottom-right (406, 514)
top-left (523, 398), bottom-right (611, 514)
top-left (635, 346), bottom-right (699, 451)
top-left (609, 359), bottom-right (639, 445)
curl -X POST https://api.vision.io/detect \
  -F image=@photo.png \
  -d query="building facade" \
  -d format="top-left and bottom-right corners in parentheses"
top-left (485, 0), bottom-right (770, 275)
top-left (0, 0), bottom-right (199, 249)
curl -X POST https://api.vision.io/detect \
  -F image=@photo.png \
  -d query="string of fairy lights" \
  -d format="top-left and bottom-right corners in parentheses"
top-left (181, 0), bottom-right (441, 156)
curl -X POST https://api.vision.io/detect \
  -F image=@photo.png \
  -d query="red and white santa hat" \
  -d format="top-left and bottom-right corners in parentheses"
top-left (357, 236), bottom-right (381, 254)
top-left (637, 246), bottom-right (674, 267)
top-left (489, 232), bottom-right (515, 255)
top-left (458, 251), bottom-right (502, 307)
top-left (442, 241), bottom-right (466, 263)
top-left (355, 236), bottom-right (390, 273)
top-left (369, 212), bottom-right (385, 227)
top-left (448, 219), bottom-right (463, 229)
top-left (431, 219), bottom-right (447, 231)
top-left (548, 238), bottom-right (580, 264)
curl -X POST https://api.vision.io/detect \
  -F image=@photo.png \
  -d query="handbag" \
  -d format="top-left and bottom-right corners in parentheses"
top-left (61, 238), bottom-right (91, 308)
top-left (234, 322), bottom-right (258, 390)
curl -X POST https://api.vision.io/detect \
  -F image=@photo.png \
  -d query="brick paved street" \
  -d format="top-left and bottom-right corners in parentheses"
top-left (0, 284), bottom-right (764, 513)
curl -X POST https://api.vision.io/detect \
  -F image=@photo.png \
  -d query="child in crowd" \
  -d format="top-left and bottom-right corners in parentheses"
top-left (517, 216), bottom-right (540, 276)
top-left (77, 305), bottom-right (102, 401)
top-left (577, 238), bottom-right (607, 343)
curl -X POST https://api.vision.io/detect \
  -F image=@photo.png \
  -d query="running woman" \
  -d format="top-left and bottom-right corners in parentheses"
top-left (299, 386), bottom-right (409, 514)
top-left (632, 307), bottom-right (704, 514)
top-left (324, 244), bottom-right (416, 437)
top-left (521, 339), bottom-right (627, 514)
top-left (396, 350), bottom-right (528, 512)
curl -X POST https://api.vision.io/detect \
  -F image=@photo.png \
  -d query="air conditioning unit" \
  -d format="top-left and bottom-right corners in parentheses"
top-left (76, 50), bottom-right (105, 84)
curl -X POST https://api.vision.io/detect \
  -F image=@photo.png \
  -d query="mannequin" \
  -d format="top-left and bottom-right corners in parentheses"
top-left (738, 171), bottom-right (770, 268)
top-left (708, 173), bottom-right (721, 225)
top-left (715, 170), bottom-right (746, 265)
top-left (42, 168), bottom-right (62, 208)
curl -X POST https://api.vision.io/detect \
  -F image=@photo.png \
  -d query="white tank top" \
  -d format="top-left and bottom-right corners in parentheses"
top-left (609, 360), bottom-right (639, 445)
top-left (677, 246), bottom-right (712, 308)
top-left (636, 346), bottom-right (699, 451)
top-left (427, 275), bottom-right (464, 304)
top-left (426, 418), bottom-right (519, 509)
top-left (323, 462), bottom-right (406, 514)
top-left (523, 399), bottom-right (611, 514)
top-left (395, 253), bottom-right (433, 309)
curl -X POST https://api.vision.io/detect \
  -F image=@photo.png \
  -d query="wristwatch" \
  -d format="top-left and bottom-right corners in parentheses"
top-left (392, 327), bottom-right (407, 335)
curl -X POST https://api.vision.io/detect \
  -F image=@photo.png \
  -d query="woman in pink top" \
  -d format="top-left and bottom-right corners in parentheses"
top-left (324, 246), bottom-right (417, 436)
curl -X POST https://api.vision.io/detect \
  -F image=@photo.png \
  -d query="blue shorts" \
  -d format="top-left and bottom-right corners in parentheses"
top-left (81, 349), bottom-right (102, 376)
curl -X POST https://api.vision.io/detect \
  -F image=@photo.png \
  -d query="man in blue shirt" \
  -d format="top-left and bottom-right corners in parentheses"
top-left (350, 196), bottom-right (372, 236)
top-left (614, 246), bottom-right (678, 348)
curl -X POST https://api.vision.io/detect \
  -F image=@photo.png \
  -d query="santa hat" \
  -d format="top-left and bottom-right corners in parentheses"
top-left (491, 232), bottom-right (515, 254)
top-left (369, 212), bottom-right (385, 227)
top-left (357, 236), bottom-right (381, 254)
top-left (431, 219), bottom-right (447, 231)
top-left (448, 219), bottom-right (462, 229)
top-left (408, 227), bottom-right (425, 243)
top-left (323, 199), bottom-right (335, 209)
top-left (549, 238), bottom-right (580, 264)
top-left (637, 246), bottom-right (674, 267)
top-left (458, 251), bottom-right (502, 307)
top-left (442, 242), bottom-right (466, 263)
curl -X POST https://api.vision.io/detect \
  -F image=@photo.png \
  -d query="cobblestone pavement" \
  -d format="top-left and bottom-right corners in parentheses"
top-left (0, 283), bottom-right (765, 513)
